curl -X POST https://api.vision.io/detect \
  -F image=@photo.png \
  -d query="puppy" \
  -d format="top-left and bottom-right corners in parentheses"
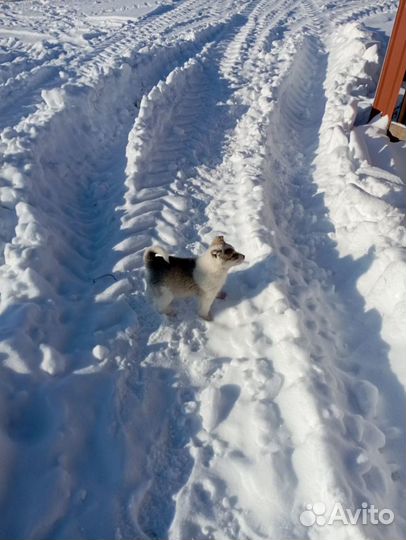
top-left (144, 236), bottom-right (245, 321)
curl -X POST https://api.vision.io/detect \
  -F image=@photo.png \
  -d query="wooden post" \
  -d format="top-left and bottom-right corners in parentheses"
top-left (370, 0), bottom-right (406, 121)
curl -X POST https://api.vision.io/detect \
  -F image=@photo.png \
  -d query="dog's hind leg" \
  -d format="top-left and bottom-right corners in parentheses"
top-left (153, 286), bottom-right (175, 316)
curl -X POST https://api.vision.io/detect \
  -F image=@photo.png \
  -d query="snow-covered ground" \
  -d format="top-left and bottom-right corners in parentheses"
top-left (0, 0), bottom-right (405, 539)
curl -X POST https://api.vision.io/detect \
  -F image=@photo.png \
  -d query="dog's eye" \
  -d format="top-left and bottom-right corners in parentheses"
top-left (224, 248), bottom-right (233, 255)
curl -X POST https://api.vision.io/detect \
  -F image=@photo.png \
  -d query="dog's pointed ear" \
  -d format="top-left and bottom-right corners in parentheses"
top-left (211, 235), bottom-right (225, 247)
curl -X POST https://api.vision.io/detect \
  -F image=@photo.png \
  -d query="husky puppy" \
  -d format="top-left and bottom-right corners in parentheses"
top-left (144, 236), bottom-right (245, 320)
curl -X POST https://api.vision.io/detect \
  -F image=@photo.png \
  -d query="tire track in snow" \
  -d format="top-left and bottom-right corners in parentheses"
top-left (0, 5), bottom-right (257, 538)
top-left (112, 15), bottom-right (272, 536)
top-left (113, 48), bottom-right (220, 539)
top-left (0, 0), bottom-right (248, 130)
top-left (220, 0), bottom-right (294, 87)
top-left (107, 4), bottom-right (300, 536)
top-left (239, 6), bottom-right (405, 539)
top-left (169, 3), bottom-right (307, 538)
top-left (321, 0), bottom-right (397, 27)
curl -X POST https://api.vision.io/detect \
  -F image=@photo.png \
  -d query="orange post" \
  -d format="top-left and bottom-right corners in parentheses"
top-left (370, 0), bottom-right (406, 121)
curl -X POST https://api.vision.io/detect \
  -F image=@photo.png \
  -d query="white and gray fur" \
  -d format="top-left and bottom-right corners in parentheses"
top-left (144, 236), bottom-right (245, 321)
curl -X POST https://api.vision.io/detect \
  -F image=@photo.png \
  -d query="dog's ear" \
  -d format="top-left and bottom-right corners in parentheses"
top-left (210, 248), bottom-right (222, 258)
top-left (211, 235), bottom-right (225, 247)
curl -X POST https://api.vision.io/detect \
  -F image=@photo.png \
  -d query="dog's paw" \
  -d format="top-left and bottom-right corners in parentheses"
top-left (216, 291), bottom-right (227, 300)
top-left (199, 312), bottom-right (213, 322)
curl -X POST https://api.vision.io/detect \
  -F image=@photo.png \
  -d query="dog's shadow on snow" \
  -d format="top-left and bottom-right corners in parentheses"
top-left (212, 253), bottom-right (279, 316)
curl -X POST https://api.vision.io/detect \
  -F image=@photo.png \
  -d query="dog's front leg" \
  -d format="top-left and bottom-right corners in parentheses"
top-left (198, 293), bottom-right (216, 321)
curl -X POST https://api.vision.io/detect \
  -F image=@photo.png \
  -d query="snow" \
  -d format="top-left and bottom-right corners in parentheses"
top-left (0, 0), bottom-right (405, 539)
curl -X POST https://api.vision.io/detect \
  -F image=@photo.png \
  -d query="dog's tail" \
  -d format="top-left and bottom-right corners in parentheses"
top-left (144, 245), bottom-right (170, 265)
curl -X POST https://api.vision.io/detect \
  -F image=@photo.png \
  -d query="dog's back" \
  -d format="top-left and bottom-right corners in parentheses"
top-left (144, 247), bottom-right (199, 297)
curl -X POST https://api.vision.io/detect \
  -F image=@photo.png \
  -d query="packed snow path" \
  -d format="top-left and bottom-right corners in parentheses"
top-left (0, 0), bottom-right (405, 539)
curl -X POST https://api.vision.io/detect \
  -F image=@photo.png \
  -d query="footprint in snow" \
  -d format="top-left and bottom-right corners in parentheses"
top-left (6, 390), bottom-right (53, 444)
top-left (200, 384), bottom-right (241, 432)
